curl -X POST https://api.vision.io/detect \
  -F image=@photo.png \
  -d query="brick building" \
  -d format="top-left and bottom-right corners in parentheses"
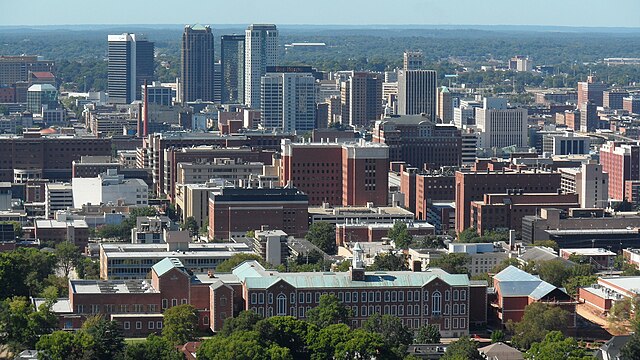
top-left (492, 266), bottom-right (576, 326)
top-left (470, 192), bottom-right (580, 235)
top-left (0, 134), bottom-right (112, 182)
top-left (455, 169), bottom-right (562, 233)
top-left (335, 222), bottom-right (435, 247)
top-left (208, 187), bottom-right (309, 240)
top-left (372, 115), bottom-right (461, 169)
top-left (600, 141), bottom-right (640, 201)
top-left (43, 254), bottom-right (487, 337)
top-left (399, 165), bottom-right (455, 220)
top-left (579, 276), bottom-right (640, 314)
top-left (280, 139), bottom-right (389, 207)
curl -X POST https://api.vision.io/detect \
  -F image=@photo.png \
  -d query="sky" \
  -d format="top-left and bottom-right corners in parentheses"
top-left (2, 0), bottom-right (639, 28)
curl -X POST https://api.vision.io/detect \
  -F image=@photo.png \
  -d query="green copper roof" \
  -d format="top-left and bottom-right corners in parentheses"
top-left (152, 257), bottom-right (184, 277)
top-left (191, 24), bottom-right (207, 31)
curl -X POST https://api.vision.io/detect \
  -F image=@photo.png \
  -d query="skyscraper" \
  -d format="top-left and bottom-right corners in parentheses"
top-left (437, 86), bottom-right (453, 123)
top-left (220, 35), bottom-right (245, 104)
top-left (397, 69), bottom-right (437, 119)
top-left (244, 24), bottom-right (278, 109)
top-left (107, 34), bottom-right (154, 104)
top-left (340, 72), bottom-right (382, 127)
top-left (577, 75), bottom-right (606, 107)
top-left (181, 24), bottom-right (215, 103)
top-left (403, 51), bottom-right (424, 70)
top-left (261, 66), bottom-right (316, 132)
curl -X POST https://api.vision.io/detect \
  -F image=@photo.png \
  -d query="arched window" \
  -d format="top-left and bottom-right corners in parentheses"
top-left (432, 291), bottom-right (442, 315)
top-left (277, 294), bottom-right (287, 316)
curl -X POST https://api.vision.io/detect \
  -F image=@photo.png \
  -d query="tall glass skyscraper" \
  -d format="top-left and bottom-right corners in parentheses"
top-left (107, 33), bottom-right (154, 104)
top-left (220, 34), bottom-right (245, 104)
top-left (244, 24), bottom-right (278, 109)
top-left (181, 24), bottom-right (215, 103)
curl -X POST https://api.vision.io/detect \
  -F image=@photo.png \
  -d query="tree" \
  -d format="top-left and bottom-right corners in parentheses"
top-left (387, 222), bottom-right (413, 249)
top-left (362, 313), bottom-right (412, 358)
top-left (123, 334), bottom-right (184, 360)
top-left (536, 259), bottom-right (572, 287)
top-left (430, 253), bottom-right (470, 274)
top-left (215, 253), bottom-right (267, 273)
top-left (621, 321), bottom-right (640, 360)
top-left (0, 248), bottom-right (57, 298)
top-left (0, 296), bottom-right (57, 353)
top-left (36, 330), bottom-right (90, 360)
top-left (306, 294), bottom-right (350, 328)
top-left (334, 329), bottom-right (385, 360)
top-left (182, 216), bottom-right (199, 236)
top-left (81, 316), bottom-right (125, 360)
top-left (255, 316), bottom-right (316, 360)
top-left (491, 330), bottom-right (505, 343)
top-left (198, 330), bottom-right (292, 360)
top-left (491, 258), bottom-right (521, 275)
top-left (533, 240), bottom-right (559, 252)
top-left (563, 275), bottom-right (597, 297)
top-left (441, 336), bottom-right (483, 360)
top-left (55, 241), bottom-right (81, 278)
top-left (415, 324), bottom-right (441, 344)
top-left (369, 251), bottom-right (408, 271)
top-left (162, 304), bottom-right (199, 346)
top-left (219, 310), bottom-right (264, 337)
top-left (76, 257), bottom-right (100, 279)
top-left (305, 222), bottom-right (337, 255)
top-left (507, 302), bottom-right (569, 350)
top-left (526, 331), bottom-right (592, 360)
top-left (307, 324), bottom-right (352, 360)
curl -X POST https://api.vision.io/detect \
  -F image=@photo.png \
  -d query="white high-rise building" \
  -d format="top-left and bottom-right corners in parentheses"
top-left (261, 69), bottom-right (317, 132)
top-left (244, 24), bottom-right (279, 109)
top-left (72, 169), bottom-right (148, 208)
top-left (559, 162), bottom-right (608, 208)
top-left (397, 69), bottom-right (437, 121)
top-left (45, 183), bottom-right (73, 218)
top-left (475, 98), bottom-right (528, 149)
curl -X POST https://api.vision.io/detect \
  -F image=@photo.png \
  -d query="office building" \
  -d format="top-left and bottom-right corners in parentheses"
top-left (397, 69), bottom-right (437, 120)
top-left (403, 51), bottom-right (423, 70)
top-left (560, 248), bottom-right (615, 270)
top-left (72, 169), bottom-right (148, 208)
top-left (144, 82), bottom-right (173, 106)
top-left (35, 217), bottom-right (89, 248)
top-left (280, 139), bottom-right (389, 207)
top-left (600, 141), bottom-right (640, 201)
top-left (107, 33), bottom-right (154, 104)
top-left (244, 24), bottom-right (279, 108)
top-left (559, 162), bottom-right (608, 208)
top-left (577, 76), bottom-right (606, 107)
top-left (181, 25), bottom-right (215, 103)
top-left (603, 90), bottom-right (629, 110)
top-left (373, 114), bottom-right (461, 169)
top-left (0, 55), bottom-right (54, 87)
top-left (542, 131), bottom-right (590, 155)
top-left (455, 169), bottom-right (562, 233)
top-left (623, 96), bottom-right (640, 114)
top-left (475, 98), bottom-right (528, 148)
top-left (261, 66), bottom-right (316, 132)
top-left (251, 229), bottom-right (289, 266)
top-left (130, 216), bottom-right (173, 244)
top-left (220, 35), bottom-right (245, 104)
top-left (208, 187), bottom-right (308, 240)
top-left (580, 101), bottom-right (599, 132)
top-left (509, 56), bottom-right (532, 72)
top-left (438, 86), bottom-right (453, 123)
top-left (579, 275), bottom-right (640, 314)
top-left (45, 183), bottom-right (74, 218)
top-left (26, 84), bottom-right (58, 114)
top-left (448, 243), bottom-right (509, 276)
top-left (341, 72), bottom-right (383, 127)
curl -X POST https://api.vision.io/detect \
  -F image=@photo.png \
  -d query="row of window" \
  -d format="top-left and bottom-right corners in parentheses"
top-left (249, 289), bottom-right (468, 306)
top-left (77, 303), bottom-right (159, 314)
top-left (123, 320), bottom-right (163, 330)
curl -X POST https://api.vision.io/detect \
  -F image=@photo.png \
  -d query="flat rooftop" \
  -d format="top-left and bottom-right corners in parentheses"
top-left (35, 219), bottom-right (88, 229)
top-left (599, 276), bottom-right (640, 295)
top-left (561, 248), bottom-right (616, 256)
top-left (71, 279), bottom-right (158, 294)
top-left (309, 206), bottom-right (413, 216)
top-left (101, 242), bottom-right (251, 253)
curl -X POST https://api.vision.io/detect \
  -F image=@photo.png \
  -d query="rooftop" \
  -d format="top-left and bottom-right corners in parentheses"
top-left (560, 248), bottom-right (616, 256)
top-left (71, 279), bottom-right (158, 294)
top-left (494, 266), bottom-right (566, 300)
top-left (35, 219), bottom-right (88, 229)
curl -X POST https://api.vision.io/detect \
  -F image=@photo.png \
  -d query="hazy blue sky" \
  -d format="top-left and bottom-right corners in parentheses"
top-left (2, 0), bottom-right (639, 28)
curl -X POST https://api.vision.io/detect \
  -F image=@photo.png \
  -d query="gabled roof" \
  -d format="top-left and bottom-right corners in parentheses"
top-left (478, 342), bottom-right (524, 360)
top-left (494, 266), bottom-right (566, 300)
top-left (152, 257), bottom-right (185, 277)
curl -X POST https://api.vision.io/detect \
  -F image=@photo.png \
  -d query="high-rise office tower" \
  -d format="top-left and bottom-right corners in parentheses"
top-left (107, 33), bottom-right (154, 104)
top-left (437, 86), bottom-right (453, 123)
top-left (244, 24), bottom-right (278, 108)
top-left (221, 35), bottom-right (245, 104)
top-left (261, 66), bottom-right (317, 132)
top-left (397, 69), bottom-right (437, 120)
top-left (213, 61), bottom-right (222, 103)
top-left (181, 24), bottom-right (215, 103)
top-left (475, 98), bottom-right (527, 148)
top-left (577, 75), bottom-right (606, 107)
top-left (403, 51), bottom-right (424, 70)
top-left (340, 72), bottom-right (383, 127)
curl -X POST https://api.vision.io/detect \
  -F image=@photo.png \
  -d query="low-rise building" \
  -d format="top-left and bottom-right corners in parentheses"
top-left (131, 216), bottom-right (174, 244)
top-left (45, 183), bottom-right (73, 218)
top-left (579, 276), bottom-right (640, 313)
top-left (622, 248), bottom-right (640, 270)
top-left (448, 243), bottom-right (509, 276)
top-left (335, 221), bottom-right (435, 247)
top-left (251, 229), bottom-right (289, 266)
top-left (34, 217), bottom-right (89, 248)
top-left (72, 169), bottom-right (148, 208)
top-left (559, 248), bottom-right (616, 270)
top-left (309, 204), bottom-right (414, 225)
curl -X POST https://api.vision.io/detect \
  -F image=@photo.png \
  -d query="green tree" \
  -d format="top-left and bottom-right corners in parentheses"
top-left (215, 253), bottom-right (267, 273)
top-left (536, 259), bottom-right (572, 287)
top-left (80, 316), bottom-right (125, 360)
top-left (198, 331), bottom-right (291, 360)
top-left (36, 330), bottom-right (90, 360)
top-left (334, 329), bottom-right (385, 360)
top-left (621, 321), bottom-right (640, 360)
top-left (255, 316), bottom-right (316, 359)
top-left (0, 296), bottom-right (58, 353)
top-left (0, 247), bottom-right (57, 298)
top-left (362, 313), bottom-right (413, 358)
top-left (507, 302), bottom-right (569, 350)
top-left (123, 334), bottom-right (184, 360)
top-left (430, 253), bottom-right (470, 274)
top-left (54, 241), bottom-right (81, 278)
top-left (441, 336), bottom-right (483, 360)
top-left (415, 324), bottom-right (441, 344)
top-left (491, 258), bottom-right (521, 274)
top-left (525, 331), bottom-right (592, 360)
top-left (219, 310), bottom-right (264, 337)
top-left (491, 330), bottom-right (505, 344)
top-left (369, 251), bottom-right (408, 271)
top-left (306, 294), bottom-right (350, 328)
top-left (76, 257), bottom-right (100, 279)
top-left (307, 324), bottom-right (352, 360)
top-left (533, 240), bottom-right (559, 252)
top-left (563, 275), bottom-right (597, 297)
top-left (305, 222), bottom-right (337, 255)
top-left (162, 304), bottom-right (199, 346)
top-left (182, 216), bottom-right (199, 236)
top-left (387, 222), bottom-right (413, 249)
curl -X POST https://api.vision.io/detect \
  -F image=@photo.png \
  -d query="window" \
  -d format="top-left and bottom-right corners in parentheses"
top-left (461, 290), bottom-right (467, 301)
top-left (353, 306), bottom-right (358, 317)
top-left (408, 305), bottom-right (413, 316)
top-left (290, 293), bottom-right (296, 304)
top-left (414, 305), bottom-right (420, 316)
top-left (445, 290), bottom-right (450, 302)
top-left (453, 318), bottom-right (459, 329)
top-left (171, 299), bottom-right (177, 307)
top-left (299, 307), bottom-right (305, 317)
top-left (398, 291), bottom-right (404, 302)
top-left (368, 292), bottom-right (374, 302)
top-left (299, 293), bottom-right (304, 304)
top-left (460, 304), bottom-right (466, 315)
top-left (307, 293), bottom-right (312, 303)
top-left (432, 291), bottom-right (442, 315)
top-left (391, 291), bottom-right (397, 302)
top-left (258, 293), bottom-right (264, 304)
top-left (181, 298), bottom-right (187, 305)
top-left (375, 292), bottom-right (381, 302)
top-left (124, 321), bottom-right (130, 330)
top-left (162, 299), bottom-right (168, 309)
top-left (415, 290), bottom-right (420, 302)
top-left (203, 316), bottom-right (209, 325)
top-left (444, 318), bottom-right (450, 329)
top-left (268, 293), bottom-right (273, 304)
top-left (399, 305), bottom-right (404, 316)
top-left (361, 306), bottom-right (367, 317)
top-left (149, 321), bottom-right (155, 330)
top-left (353, 292), bottom-right (358, 302)
top-left (157, 321), bottom-right (163, 329)
top-left (453, 290), bottom-right (459, 301)
top-left (385, 291), bottom-right (391, 302)
top-left (277, 294), bottom-right (287, 316)
top-left (251, 293), bottom-right (257, 304)
top-left (460, 318), bottom-right (466, 329)
top-left (408, 291), bottom-right (413, 302)
top-left (136, 321), bottom-right (142, 330)
top-left (453, 304), bottom-right (459, 315)
top-left (384, 305), bottom-right (390, 314)
top-left (444, 304), bottom-right (450, 315)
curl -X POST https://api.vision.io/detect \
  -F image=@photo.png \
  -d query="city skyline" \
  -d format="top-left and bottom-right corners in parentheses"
top-left (2, 0), bottom-right (640, 28)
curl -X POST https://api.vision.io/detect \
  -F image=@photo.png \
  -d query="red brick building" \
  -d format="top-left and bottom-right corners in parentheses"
top-left (579, 276), bottom-right (640, 314)
top-left (492, 266), bottom-right (576, 326)
top-left (280, 139), bottom-right (389, 206)
top-left (208, 187), bottom-right (309, 241)
top-left (455, 169), bottom-right (562, 233)
top-left (372, 114), bottom-right (461, 170)
top-left (600, 141), bottom-right (640, 201)
top-left (400, 165), bottom-right (455, 220)
top-left (335, 222), bottom-right (435, 247)
top-left (470, 192), bottom-right (580, 235)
